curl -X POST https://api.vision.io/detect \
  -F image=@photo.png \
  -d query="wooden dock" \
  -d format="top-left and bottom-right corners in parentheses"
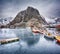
top-left (0, 37), bottom-right (19, 44)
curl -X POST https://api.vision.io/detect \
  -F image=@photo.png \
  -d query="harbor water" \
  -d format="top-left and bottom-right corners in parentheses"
top-left (0, 27), bottom-right (60, 54)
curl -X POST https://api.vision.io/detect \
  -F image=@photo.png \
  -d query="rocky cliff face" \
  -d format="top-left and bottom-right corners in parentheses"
top-left (1, 6), bottom-right (47, 28)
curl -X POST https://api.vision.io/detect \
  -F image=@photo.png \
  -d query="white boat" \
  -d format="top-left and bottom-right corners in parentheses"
top-left (44, 32), bottom-right (54, 40)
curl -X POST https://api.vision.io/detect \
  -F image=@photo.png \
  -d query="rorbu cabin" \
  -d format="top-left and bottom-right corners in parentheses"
top-left (56, 25), bottom-right (60, 31)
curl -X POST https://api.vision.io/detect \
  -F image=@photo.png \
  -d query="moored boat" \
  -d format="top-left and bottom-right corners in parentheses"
top-left (44, 32), bottom-right (54, 40)
top-left (32, 30), bottom-right (40, 33)
top-left (54, 36), bottom-right (60, 43)
top-left (44, 35), bottom-right (54, 40)
top-left (32, 28), bottom-right (44, 34)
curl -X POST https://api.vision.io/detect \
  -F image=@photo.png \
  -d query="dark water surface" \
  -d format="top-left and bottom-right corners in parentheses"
top-left (0, 28), bottom-right (60, 54)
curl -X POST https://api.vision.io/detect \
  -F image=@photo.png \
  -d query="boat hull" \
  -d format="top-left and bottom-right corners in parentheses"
top-left (32, 30), bottom-right (40, 33)
top-left (44, 35), bottom-right (54, 40)
top-left (57, 40), bottom-right (60, 43)
top-left (55, 36), bottom-right (60, 43)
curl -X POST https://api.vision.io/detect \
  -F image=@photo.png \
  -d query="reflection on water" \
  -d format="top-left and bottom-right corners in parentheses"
top-left (0, 28), bottom-right (60, 54)
top-left (0, 29), bottom-right (17, 39)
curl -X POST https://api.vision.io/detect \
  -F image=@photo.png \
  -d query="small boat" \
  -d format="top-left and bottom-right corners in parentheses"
top-left (32, 30), bottom-right (44, 34)
top-left (32, 30), bottom-right (40, 33)
top-left (32, 28), bottom-right (44, 34)
top-left (32, 28), bottom-right (40, 33)
top-left (0, 37), bottom-right (19, 45)
top-left (44, 32), bottom-right (54, 40)
top-left (54, 36), bottom-right (60, 43)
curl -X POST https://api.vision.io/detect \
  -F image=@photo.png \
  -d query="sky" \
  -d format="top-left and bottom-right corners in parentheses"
top-left (0, 0), bottom-right (60, 20)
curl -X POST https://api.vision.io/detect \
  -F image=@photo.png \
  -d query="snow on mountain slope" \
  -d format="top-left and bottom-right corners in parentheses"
top-left (0, 17), bottom-right (13, 25)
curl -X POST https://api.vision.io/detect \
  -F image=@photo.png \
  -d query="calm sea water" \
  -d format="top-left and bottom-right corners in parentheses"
top-left (0, 28), bottom-right (60, 54)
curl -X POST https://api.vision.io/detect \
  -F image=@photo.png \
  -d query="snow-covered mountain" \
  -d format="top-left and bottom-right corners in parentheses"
top-left (45, 18), bottom-right (55, 24)
top-left (45, 17), bottom-right (60, 24)
top-left (55, 17), bottom-right (60, 24)
top-left (0, 17), bottom-right (13, 25)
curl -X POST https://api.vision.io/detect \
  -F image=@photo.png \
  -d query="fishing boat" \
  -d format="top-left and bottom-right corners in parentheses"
top-left (55, 24), bottom-right (60, 31)
top-left (54, 36), bottom-right (60, 43)
top-left (0, 37), bottom-right (19, 44)
top-left (44, 32), bottom-right (54, 40)
top-left (32, 28), bottom-right (40, 33)
top-left (32, 30), bottom-right (40, 33)
top-left (32, 28), bottom-right (44, 34)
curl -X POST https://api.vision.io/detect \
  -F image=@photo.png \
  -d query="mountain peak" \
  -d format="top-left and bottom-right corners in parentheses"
top-left (27, 6), bottom-right (35, 11)
top-left (26, 6), bottom-right (40, 15)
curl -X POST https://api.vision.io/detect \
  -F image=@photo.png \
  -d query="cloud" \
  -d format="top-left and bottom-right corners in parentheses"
top-left (0, 0), bottom-right (60, 18)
